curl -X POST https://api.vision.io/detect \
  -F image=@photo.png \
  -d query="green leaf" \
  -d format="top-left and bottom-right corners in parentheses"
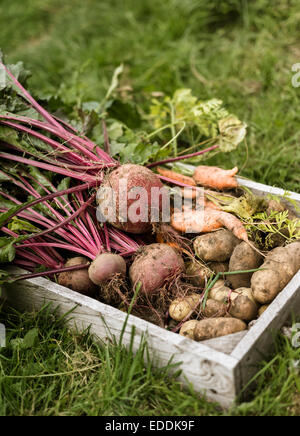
top-left (0, 201), bottom-right (33, 228)
top-left (0, 237), bottom-right (16, 263)
top-left (10, 328), bottom-right (39, 350)
top-left (0, 55), bottom-right (33, 116)
top-left (23, 328), bottom-right (39, 349)
top-left (10, 338), bottom-right (24, 350)
top-left (0, 125), bottom-right (20, 147)
top-left (0, 234), bottom-right (31, 264)
top-left (218, 116), bottom-right (247, 152)
top-left (6, 61), bottom-right (31, 88)
top-left (222, 193), bottom-right (267, 219)
top-left (7, 217), bottom-right (39, 234)
top-left (0, 172), bottom-right (12, 182)
top-left (57, 177), bottom-right (71, 201)
top-left (108, 99), bottom-right (142, 129)
top-left (105, 64), bottom-right (124, 101)
top-left (149, 88), bottom-right (247, 158)
top-left (57, 177), bottom-right (71, 192)
top-left (21, 133), bottom-right (53, 155)
top-left (0, 195), bottom-right (16, 209)
top-left (108, 120), bottom-right (124, 141)
top-left (0, 269), bottom-right (9, 281)
top-left (28, 167), bottom-right (54, 192)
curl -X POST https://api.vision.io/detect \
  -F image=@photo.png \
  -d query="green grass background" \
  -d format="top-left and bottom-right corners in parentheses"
top-left (0, 0), bottom-right (299, 416)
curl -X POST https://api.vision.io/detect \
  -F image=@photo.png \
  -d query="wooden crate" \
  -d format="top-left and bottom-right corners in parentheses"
top-left (1, 178), bottom-right (300, 408)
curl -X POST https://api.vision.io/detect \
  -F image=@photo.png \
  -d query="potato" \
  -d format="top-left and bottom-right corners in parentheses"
top-left (193, 229), bottom-right (240, 262)
top-left (179, 320), bottom-right (199, 339)
top-left (252, 242), bottom-right (300, 304)
top-left (202, 299), bottom-right (228, 318)
top-left (209, 280), bottom-right (232, 303)
top-left (169, 293), bottom-right (201, 321)
top-left (194, 317), bottom-right (247, 341)
top-left (229, 287), bottom-right (258, 321)
top-left (58, 257), bottom-right (96, 296)
top-left (185, 261), bottom-right (212, 287)
top-left (228, 242), bottom-right (263, 289)
top-left (266, 199), bottom-right (286, 215)
top-left (209, 261), bottom-right (229, 274)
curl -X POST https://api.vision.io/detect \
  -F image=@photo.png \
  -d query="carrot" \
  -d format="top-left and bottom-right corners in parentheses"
top-left (171, 208), bottom-right (248, 242)
top-left (178, 187), bottom-right (222, 210)
top-left (180, 187), bottom-right (197, 199)
top-left (157, 167), bottom-right (196, 187)
top-left (156, 233), bottom-right (181, 250)
top-left (193, 166), bottom-right (239, 190)
top-left (171, 209), bottom-right (223, 233)
top-left (156, 228), bottom-right (192, 257)
top-left (217, 211), bottom-right (248, 242)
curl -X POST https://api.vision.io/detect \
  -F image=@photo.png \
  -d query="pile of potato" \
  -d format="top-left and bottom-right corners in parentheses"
top-left (169, 229), bottom-right (300, 342)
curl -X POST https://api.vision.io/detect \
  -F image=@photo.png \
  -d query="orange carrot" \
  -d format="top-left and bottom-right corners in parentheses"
top-left (171, 209), bottom-right (223, 234)
top-left (157, 167), bottom-right (196, 186)
top-left (180, 187), bottom-right (198, 199)
top-left (156, 233), bottom-right (180, 250)
top-left (156, 229), bottom-right (192, 256)
top-left (193, 166), bottom-right (239, 190)
top-left (217, 211), bottom-right (249, 242)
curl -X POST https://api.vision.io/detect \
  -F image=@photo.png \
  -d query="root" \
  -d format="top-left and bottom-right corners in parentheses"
top-left (153, 223), bottom-right (194, 258)
top-left (133, 272), bottom-right (199, 328)
top-left (97, 273), bottom-right (131, 306)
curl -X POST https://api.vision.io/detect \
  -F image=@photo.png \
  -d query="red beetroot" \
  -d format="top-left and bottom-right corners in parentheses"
top-left (129, 243), bottom-right (185, 294)
top-left (97, 164), bottom-right (167, 234)
top-left (88, 253), bottom-right (126, 285)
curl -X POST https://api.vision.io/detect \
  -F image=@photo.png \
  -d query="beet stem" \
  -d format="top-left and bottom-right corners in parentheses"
top-left (146, 144), bottom-right (219, 168)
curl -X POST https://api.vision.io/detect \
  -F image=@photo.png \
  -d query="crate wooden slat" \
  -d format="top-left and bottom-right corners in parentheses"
top-left (1, 270), bottom-right (239, 407)
top-left (1, 178), bottom-right (300, 407)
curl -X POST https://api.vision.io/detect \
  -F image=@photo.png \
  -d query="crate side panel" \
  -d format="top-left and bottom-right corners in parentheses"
top-left (1, 275), bottom-right (238, 408)
top-left (232, 272), bottom-right (300, 393)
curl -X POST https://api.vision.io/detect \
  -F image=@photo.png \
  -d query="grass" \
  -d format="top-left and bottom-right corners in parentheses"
top-left (1, 0), bottom-right (299, 191)
top-left (0, 0), bottom-right (299, 416)
top-left (0, 305), bottom-right (300, 416)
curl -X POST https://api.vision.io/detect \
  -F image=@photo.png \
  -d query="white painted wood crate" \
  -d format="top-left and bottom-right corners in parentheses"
top-left (1, 178), bottom-right (300, 408)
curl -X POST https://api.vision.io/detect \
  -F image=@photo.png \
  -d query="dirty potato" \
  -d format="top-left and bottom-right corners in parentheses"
top-left (202, 299), bottom-right (228, 318)
top-left (194, 317), bottom-right (247, 341)
top-left (252, 242), bottom-right (300, 304)
top-left (193, 229), bottom-right (240, 262)
top-left (229, 287), bottom-right (258, 322)
top-left (179, 320), bottom-right (199, 339)
top-left (169, 293), bottom-right (201, 321)
top-left (185, 261), bottom-right (212, 288)
top-left (228, 242), bottom-right (263, 289)
top-left (208, 279), bottom-right (232, 303)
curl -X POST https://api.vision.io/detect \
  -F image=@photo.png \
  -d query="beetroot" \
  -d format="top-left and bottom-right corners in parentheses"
top-left (58, 257), bottom-right (96, 296)
top-left (97, 164), bottom-right (167, 234)
top-left (88, 253), bottom-right (126, 285)
top-left (129, 243), bottom-right (185, 294)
